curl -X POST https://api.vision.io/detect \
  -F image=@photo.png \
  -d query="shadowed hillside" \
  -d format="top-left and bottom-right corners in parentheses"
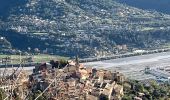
top-left (118, 0), bottom-right (170, 14)
top-left (0, 0), bottom-right (27, 19)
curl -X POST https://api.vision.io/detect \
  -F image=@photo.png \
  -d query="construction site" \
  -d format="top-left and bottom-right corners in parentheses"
top-left (0, 56), bottom-right (125, 100)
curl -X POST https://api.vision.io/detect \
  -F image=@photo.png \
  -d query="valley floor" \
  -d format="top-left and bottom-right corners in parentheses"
top-left (84, 51), bottom-right (170, 80)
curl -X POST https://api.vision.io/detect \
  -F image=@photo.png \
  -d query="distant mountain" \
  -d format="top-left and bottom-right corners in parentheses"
top-left (118, 0), bottom-right (170, 14)
top-left (1, 0), bottom-right (170, 57)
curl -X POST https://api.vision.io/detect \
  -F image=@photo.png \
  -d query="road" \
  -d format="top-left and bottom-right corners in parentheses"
top-left (83, 51), bottom-right (170, 80)
top-left (80, 48), bottom-right (170, 62)
top-left (0, 66), bottom-right (35, 76)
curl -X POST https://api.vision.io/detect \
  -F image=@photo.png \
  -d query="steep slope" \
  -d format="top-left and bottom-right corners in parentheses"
top-left (1, 0), bottom-right (170, 57)
top-left (0, 35), bottom-right (12, 53)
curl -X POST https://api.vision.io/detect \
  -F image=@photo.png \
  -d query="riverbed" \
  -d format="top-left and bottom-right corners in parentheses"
top-left (84, 51), bottom-right (170, 80)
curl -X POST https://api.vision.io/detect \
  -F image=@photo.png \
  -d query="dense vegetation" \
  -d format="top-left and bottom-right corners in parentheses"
top-left (123, 80), bottom-right (170, 100)
top-left (0, 89), bottom-right (7, 99)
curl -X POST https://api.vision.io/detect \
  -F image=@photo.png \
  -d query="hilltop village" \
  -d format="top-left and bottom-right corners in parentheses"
top-left (0, 58), bottom-right (125, 100)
